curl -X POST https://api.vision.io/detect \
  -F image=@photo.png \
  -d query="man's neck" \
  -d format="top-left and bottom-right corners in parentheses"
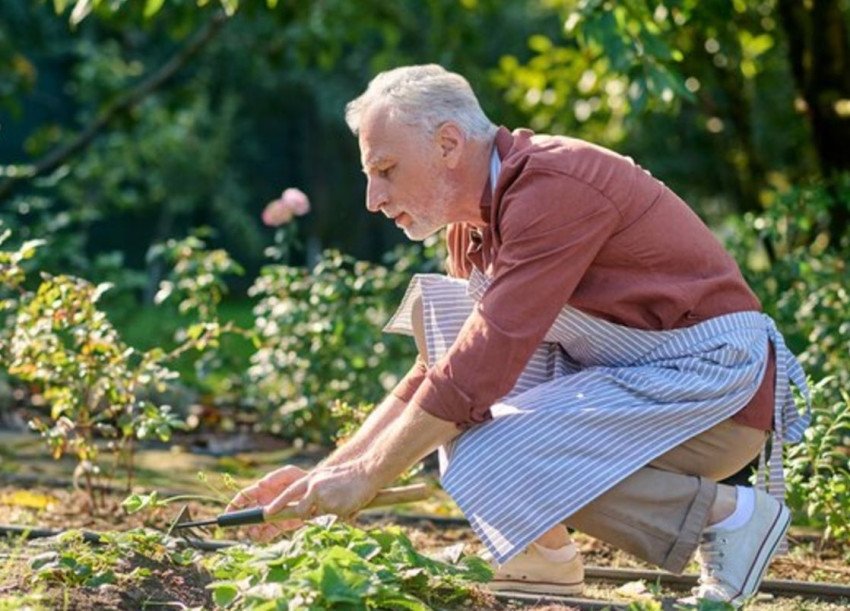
top-left (454, 134), bottom-right (496, 227)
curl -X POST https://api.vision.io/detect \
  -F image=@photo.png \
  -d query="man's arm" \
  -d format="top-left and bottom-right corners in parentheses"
top-left (324, 294), bottom-right (430, 468)
top-left (320, 393), bottom-right (407, 467)
top-left (360, 403), bottom-right (459, 488)
top-left (263, 404), bottom-right (459, 519)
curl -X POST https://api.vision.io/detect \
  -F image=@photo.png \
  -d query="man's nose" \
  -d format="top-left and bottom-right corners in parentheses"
top-left (365, 179), bottom-right (387, 213)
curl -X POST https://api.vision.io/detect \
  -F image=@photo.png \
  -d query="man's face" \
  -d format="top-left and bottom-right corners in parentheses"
top-left (358, 107), bottom-right (454, 241)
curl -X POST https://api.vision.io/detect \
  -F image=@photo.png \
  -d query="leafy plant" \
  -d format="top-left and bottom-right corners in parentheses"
top-left (785, 378), bottom-right (850, 544)
top-left (0, 227), bottom-right (248, 507)
top-left (722, 183), bottom-right (850, 544)
top-left (244, 235), bottom-right (445, 443)
top-left (247, 249), bottom-right (418, 443)
top-left (27, 528), bottom-right (200, 590)
top-left (148, 229), bottom-right (245, 324)
top-left (204, 519), bottom-right (493, 610)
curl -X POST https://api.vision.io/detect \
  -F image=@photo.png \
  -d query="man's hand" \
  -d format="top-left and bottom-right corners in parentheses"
top-left (265, 460), bottom-right (381, 525)
top-left (226, 465), bottom-right (308, 542)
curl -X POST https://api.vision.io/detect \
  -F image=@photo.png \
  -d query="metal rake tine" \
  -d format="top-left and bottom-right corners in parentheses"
top-left (166, 504), bottom-right (193, 537)
top-left (165, 504), bottom-right (212, 549)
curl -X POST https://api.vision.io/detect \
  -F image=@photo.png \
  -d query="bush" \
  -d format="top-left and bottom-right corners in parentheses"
top-left (246, 249), bottom-right (419, 443)
top-left (722, 181), bottom-right (850, 544)
top-left (785, 378), bottom-right (850, 543)
top-left (0, 226), bottom-right (243, 505)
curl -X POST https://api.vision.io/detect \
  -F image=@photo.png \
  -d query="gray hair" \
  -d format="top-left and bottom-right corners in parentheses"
top-left (345, 64), bottom-right (496, 141)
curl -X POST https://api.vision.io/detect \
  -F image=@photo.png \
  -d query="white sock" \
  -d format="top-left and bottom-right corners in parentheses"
top-left (708, 485), bottom-right (755, 532)
top-left (532, 541), bottom-right (578, 563)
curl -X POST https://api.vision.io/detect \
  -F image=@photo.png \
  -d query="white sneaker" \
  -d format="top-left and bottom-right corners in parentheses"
top-left (685, 489), bottom-right (790, 607)
top-left (484, 543), bottom-right (584, 596)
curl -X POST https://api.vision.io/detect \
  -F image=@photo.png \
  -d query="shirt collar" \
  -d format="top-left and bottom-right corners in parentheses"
top-left (478, 126), bottom-right (514, 224)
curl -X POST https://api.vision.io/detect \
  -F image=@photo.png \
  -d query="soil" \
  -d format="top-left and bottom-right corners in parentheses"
top-left (0, 485), bottom-right (848, 610)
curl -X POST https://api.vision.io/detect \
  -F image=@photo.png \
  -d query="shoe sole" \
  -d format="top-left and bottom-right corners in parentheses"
top-left (487, 578), bottom-right (584, 596)
top-left (730, 501), bottom-right (791, 606)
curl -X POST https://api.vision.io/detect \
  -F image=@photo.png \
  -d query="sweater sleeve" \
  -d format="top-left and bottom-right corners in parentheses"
top-left (409, 171), bottom-right (622, 425)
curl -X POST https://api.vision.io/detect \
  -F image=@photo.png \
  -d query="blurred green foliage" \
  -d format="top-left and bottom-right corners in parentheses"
top-left (247, 237), bottom-right (444, 443)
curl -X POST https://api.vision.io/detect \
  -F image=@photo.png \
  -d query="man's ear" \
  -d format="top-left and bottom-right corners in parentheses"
top-left (435, 122), bottom-right (465, 169)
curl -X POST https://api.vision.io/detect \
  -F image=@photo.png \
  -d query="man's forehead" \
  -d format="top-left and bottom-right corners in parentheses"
top-left (359, 108), bottom-right (399, 168)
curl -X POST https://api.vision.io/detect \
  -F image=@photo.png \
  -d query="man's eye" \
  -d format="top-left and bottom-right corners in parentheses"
top-left (378, 166), bottom-right (393, 178)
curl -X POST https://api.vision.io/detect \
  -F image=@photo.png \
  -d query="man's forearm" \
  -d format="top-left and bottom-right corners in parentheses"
top-left (321, 394), bottom-right (408, 467)
top-left (361, 404), bottom-right (460, 489)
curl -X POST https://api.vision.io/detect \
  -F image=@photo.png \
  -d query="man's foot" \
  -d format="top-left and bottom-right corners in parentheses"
top-left (683, 489), bottom-right (790, 607)
top-left (484, 542), bottom-right (584, 596)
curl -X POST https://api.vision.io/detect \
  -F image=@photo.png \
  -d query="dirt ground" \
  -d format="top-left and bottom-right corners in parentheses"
top-left (0, 484), bottom-right (848, 609)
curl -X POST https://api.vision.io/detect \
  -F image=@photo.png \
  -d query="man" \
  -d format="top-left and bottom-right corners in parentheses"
top-left (228, 65), bottom-right (810, 606)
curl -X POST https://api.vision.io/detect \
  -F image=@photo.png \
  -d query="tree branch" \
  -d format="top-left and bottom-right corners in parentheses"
top-left (0, 10), bottom-right (229, 202)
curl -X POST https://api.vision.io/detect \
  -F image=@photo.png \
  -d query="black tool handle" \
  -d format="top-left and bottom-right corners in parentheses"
top-left (216, 506), bottom-right (265, 527)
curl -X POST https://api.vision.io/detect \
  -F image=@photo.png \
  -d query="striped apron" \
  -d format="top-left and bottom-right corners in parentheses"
top-left (384, 269), bottom-right (811, 565)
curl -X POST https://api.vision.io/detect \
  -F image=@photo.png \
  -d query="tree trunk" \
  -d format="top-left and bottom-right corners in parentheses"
top-left (778, 0), bottom-right (850, 241)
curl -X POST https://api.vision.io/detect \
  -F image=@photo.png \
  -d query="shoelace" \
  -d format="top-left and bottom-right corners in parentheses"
top-left (693, 531), bottom-right (735, 599)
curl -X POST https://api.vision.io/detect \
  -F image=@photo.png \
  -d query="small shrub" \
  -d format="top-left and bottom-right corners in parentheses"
top-left (722, 183), bottom-right (850, 545)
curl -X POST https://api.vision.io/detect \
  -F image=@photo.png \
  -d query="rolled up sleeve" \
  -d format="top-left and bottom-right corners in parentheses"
top-left (391, 355), bottom-right (429, 402)
top-left (411, 171), bottom-right (622, 425)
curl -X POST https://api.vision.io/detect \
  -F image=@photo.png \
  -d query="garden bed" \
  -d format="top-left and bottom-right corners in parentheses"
top-left (1, 484), bottom-right (848, 610)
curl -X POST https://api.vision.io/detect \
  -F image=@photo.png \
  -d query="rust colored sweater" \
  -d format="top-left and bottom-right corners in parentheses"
top-left (393, 127), bottom-right (774, 430)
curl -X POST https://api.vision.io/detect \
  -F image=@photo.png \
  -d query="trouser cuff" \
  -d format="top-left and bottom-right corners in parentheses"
top-left (660, 476), bottom-right (716, 573)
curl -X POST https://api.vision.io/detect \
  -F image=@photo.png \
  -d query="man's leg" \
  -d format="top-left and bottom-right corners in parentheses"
top-left (564, 419), bottom-right (767, 573)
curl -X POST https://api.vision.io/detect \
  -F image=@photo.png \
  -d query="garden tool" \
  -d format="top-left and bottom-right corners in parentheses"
top-left (168, 483), bottom-right (430, 533)
top-left (166, 503), bottom-right (208, 545)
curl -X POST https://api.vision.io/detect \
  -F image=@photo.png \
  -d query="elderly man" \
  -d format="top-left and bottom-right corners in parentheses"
top-left (229, 65), bottom-right (810, 606)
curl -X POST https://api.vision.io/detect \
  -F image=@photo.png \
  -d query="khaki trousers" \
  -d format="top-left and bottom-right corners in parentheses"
top-left (410, 296), bottom-right (767, 574)
top-left (565, 418), bottom-right (766, 573)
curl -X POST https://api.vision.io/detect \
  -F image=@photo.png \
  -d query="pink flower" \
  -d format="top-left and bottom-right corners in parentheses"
top-left (281, 188), bottom-right (310, 217)
top-left (261, 188), bottom-right (311, 227)
top-left (262, 199), bottom-right (294, 226)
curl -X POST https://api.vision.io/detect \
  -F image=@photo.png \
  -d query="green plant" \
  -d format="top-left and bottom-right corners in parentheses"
top-left (329, 399), bottom-right (377, 446)
top-left (244, 235), bottom-right (445, 443)
top-left (785, 378), bottom-right (850, 544)
top-left (0, 227), bottom-right (249, 506)
top-left (722, 184), bottom-right (850, 544)
top-left (204, 519), bottom-right (493, 610)
top-left (27, 528), bottom-right (200, 590)
top-left (247, 250), bottom-right (417, 442)
top-left (148, 229), bottom-right (245, 324)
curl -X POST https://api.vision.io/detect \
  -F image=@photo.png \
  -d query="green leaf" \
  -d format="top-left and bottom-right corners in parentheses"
top-left (121, 491), bottom-right (160, 514)
top-left (211, 582), bottom-right (240, 607)
top-left (19, 239), bottom-right (46, 260)
top-left (144, 0), bottom-right (166, 18)
top-left (85, 570), bottom-right (116, 587)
